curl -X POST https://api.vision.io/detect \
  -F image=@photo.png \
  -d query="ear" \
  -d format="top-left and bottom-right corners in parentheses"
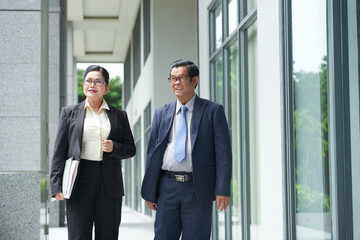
top-left (104, 85), bottom-right (110, 95)
top-left (192, 76), bottom-right (199, 88)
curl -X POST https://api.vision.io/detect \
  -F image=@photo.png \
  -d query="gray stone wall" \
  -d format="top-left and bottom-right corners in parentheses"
top-left (0, 0), bottom-right (52, 239)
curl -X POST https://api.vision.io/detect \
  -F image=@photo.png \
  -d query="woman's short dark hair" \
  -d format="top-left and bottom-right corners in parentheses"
top-left (169, 59), bottom-right (199, 88)
top-left (83, 65), bottom-right (110, 85)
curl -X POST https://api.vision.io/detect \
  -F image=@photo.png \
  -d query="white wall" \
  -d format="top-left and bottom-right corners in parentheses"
top-left (152, 0), bottom-right (199, 110)
top-left (198, 0), bottom-right (212, 99)
top-left (257, 0), bottom-right (284, 238)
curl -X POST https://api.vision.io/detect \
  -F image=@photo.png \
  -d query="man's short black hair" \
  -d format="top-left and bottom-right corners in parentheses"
top-left (170, 59), bottom-right (199, 78)
top-left (169, 59), bottom-right (199, 88)
top-left (83, 65), bottom-right (110, 85)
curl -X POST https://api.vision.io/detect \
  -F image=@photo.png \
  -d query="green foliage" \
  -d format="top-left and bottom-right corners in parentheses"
top-left (293, 56), bottom-right (330, 213)
top-left (78, 69), bottom-right (86, 103)
top-left (104, 75), bottom-right (122, 109)
top-left (296, 184), bottom-right (330, 212)
top-left (77, 69), bottom-right (122, 109)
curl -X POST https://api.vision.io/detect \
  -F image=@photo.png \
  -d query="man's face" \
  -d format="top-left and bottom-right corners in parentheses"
top-left (170, 66), bottom-right (198, 104)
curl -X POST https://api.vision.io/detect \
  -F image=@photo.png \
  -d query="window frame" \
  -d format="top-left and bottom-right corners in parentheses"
top-left (132, 8), bottom-right (141, 88)
top-left (281, 0), bottom-right (355, 238)
top-left (143, 0), bottom-right (151, 64)
top-left (209, 1), bottom-right (257, 239)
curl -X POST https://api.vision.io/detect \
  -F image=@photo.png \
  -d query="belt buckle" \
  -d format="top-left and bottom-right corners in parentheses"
top-left (175, 175), bottom-right (185, 182)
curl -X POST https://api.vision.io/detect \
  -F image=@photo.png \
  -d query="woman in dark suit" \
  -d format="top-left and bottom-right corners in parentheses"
top-left (50, 65), bottom-right (136, 240)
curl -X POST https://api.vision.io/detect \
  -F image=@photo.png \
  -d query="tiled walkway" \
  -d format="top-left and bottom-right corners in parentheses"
top-left (49, 206), bottom-right (154, 240)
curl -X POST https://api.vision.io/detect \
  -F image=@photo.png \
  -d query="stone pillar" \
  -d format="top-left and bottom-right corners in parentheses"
top-left (48, 0), bottom-right (65, 228)
top-left (0, 0), bottom-right (50, 239)
top-left (66, 23), bottom-right (78, 106)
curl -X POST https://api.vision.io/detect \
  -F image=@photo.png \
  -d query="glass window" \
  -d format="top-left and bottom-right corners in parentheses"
top-left (247, 22), bottom-right (260, 240)
top-left (292, 0), bottom-right (331, 239)
top-left (214, 54), bottom-right (225, 240)
top-left (247, 0), bottom-right (257, 13)
top-left (143, 0), bottom-right (151, 64)
top-left (124, 159), bottom-right (132, 207)
top-left (215, 56), bottom-right (224, 105)
top-left (210, 1), bottom-right (258, 239)
top-left (228, 0), bottom-right (238, 35)
top-left (124, 49), bottom-right (131, 109)
top-left (143, 102), bottom-right (152, 217)
top-left (215, 4), bottom-right (223, 49)
top-left (228, 40), bottom-right (242, 239)
top-left (133, 8), bottom-right (141, 87)
top-left (134, 118), bottom-right (142, 212)
top-left (348, 1), bottom-right (360, 237)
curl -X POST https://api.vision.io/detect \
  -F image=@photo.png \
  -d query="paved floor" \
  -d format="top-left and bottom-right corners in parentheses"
top-left (49, 206), bottom-right (154, 240)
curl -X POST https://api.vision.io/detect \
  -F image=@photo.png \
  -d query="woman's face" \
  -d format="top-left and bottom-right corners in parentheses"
top-left (83, 71), bottom-right (110, 102)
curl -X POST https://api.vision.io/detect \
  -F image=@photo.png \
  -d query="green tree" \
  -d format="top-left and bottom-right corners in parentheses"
top-left (77, 69), bottom-right (122, 109)
top-left (293, 56), bottom-right (329, 213)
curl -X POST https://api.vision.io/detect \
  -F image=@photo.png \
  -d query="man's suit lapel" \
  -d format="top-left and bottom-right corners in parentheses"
top-left (158, 101), bottom-right (176, 146)
top-left (191, 96), bottom-right (206, 152)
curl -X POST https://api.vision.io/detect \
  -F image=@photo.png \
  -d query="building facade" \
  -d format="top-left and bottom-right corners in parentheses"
top-left (123, 0), bottom-right (360, 239)
top-left (0, 0), bottom-right (359, 239)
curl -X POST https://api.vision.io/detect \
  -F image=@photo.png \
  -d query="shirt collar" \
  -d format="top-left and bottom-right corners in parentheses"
top-left (176, 94), bottom-right (196, 114)
top-left (84, 98), bottom-right (110, 111)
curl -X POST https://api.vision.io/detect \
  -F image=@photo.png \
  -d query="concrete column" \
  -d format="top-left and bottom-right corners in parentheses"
top-left (66, 23), bottom-right (77, 106)
top-left (0, 0), bottom-right (50, 239)
top-left (152, 0), bottom-right (198, 110)
top-left (48, 0), bottom-right (66, 228)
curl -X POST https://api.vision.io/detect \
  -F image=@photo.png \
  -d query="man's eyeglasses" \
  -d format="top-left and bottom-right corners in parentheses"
top-left (83, 79), bottom-right (106, 87)
top-left (168, 75), bottom-right (190, 83)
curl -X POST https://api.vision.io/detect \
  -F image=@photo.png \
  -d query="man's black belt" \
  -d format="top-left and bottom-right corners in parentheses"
top-left (161, 170), bottom-right (192, 182)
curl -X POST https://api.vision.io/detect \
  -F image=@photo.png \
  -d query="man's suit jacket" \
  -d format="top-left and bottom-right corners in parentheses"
top-left (141, 95), bottom-right (232, 203)
top-left (50, 100), bottom-right (136, 198)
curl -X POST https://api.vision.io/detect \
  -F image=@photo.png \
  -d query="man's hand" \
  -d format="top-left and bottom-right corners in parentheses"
top-left (145, 200), bottom-right (157, 211)
top-left (216, 195), bottom-right (230, 211)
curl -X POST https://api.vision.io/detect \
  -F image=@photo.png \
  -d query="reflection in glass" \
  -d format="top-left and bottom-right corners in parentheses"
top-left (228, 40), bottom-right (242, 239)
top-left (247, 0), bottom-right (257, 14)
top-left (215, 55), bottom-right (225, 239)
top-left (292, 0), bottom-right (331, 239)
top-left (216, 56), bottom-right (224, 105)
top-left (215, 4), bottom-right (223, 49)
top-left (144, 103), bottom-right (152, 217)
top-left (247, 22), bottom-right (260, 240)
top-left (228, 0), bottom-right (238, 35)
top-left (348, 1), bottom-right (360, 237)
top-left (124, 160), bottom-right (132, 207)
top-left (40, 175), bottom-right (49, 240)
top-left (134, 119), bottom-right (142, 212)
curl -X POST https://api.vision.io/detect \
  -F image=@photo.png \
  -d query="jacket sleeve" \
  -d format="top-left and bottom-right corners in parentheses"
top-left (108, 110), bottom-right (136, 160)
top-left (50, 107), bottom-right (69, 197)
top-left (213, 104), bottom-right (232, 196)
top-left (141, 108), bottom-right (161, 202)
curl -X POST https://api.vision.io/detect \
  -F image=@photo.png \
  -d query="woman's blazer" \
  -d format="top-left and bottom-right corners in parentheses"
top-left (50, 100), bottom-right (136, 198)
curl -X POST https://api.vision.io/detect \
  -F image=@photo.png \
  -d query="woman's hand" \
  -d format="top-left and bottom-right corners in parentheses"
top-left (55, 192), bottom-right (65, 200)
top-left (102, 139), bottom-right (113, 153)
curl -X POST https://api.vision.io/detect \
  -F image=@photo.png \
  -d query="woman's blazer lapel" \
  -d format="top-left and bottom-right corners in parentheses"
top-left (75, 101), bottom-right (86, 158)
top-left (106, 106), bottom-right (117, 139)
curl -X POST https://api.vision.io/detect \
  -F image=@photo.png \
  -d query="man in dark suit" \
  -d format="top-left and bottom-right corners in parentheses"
top-left (141, 59), bottom-right (232, 239)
